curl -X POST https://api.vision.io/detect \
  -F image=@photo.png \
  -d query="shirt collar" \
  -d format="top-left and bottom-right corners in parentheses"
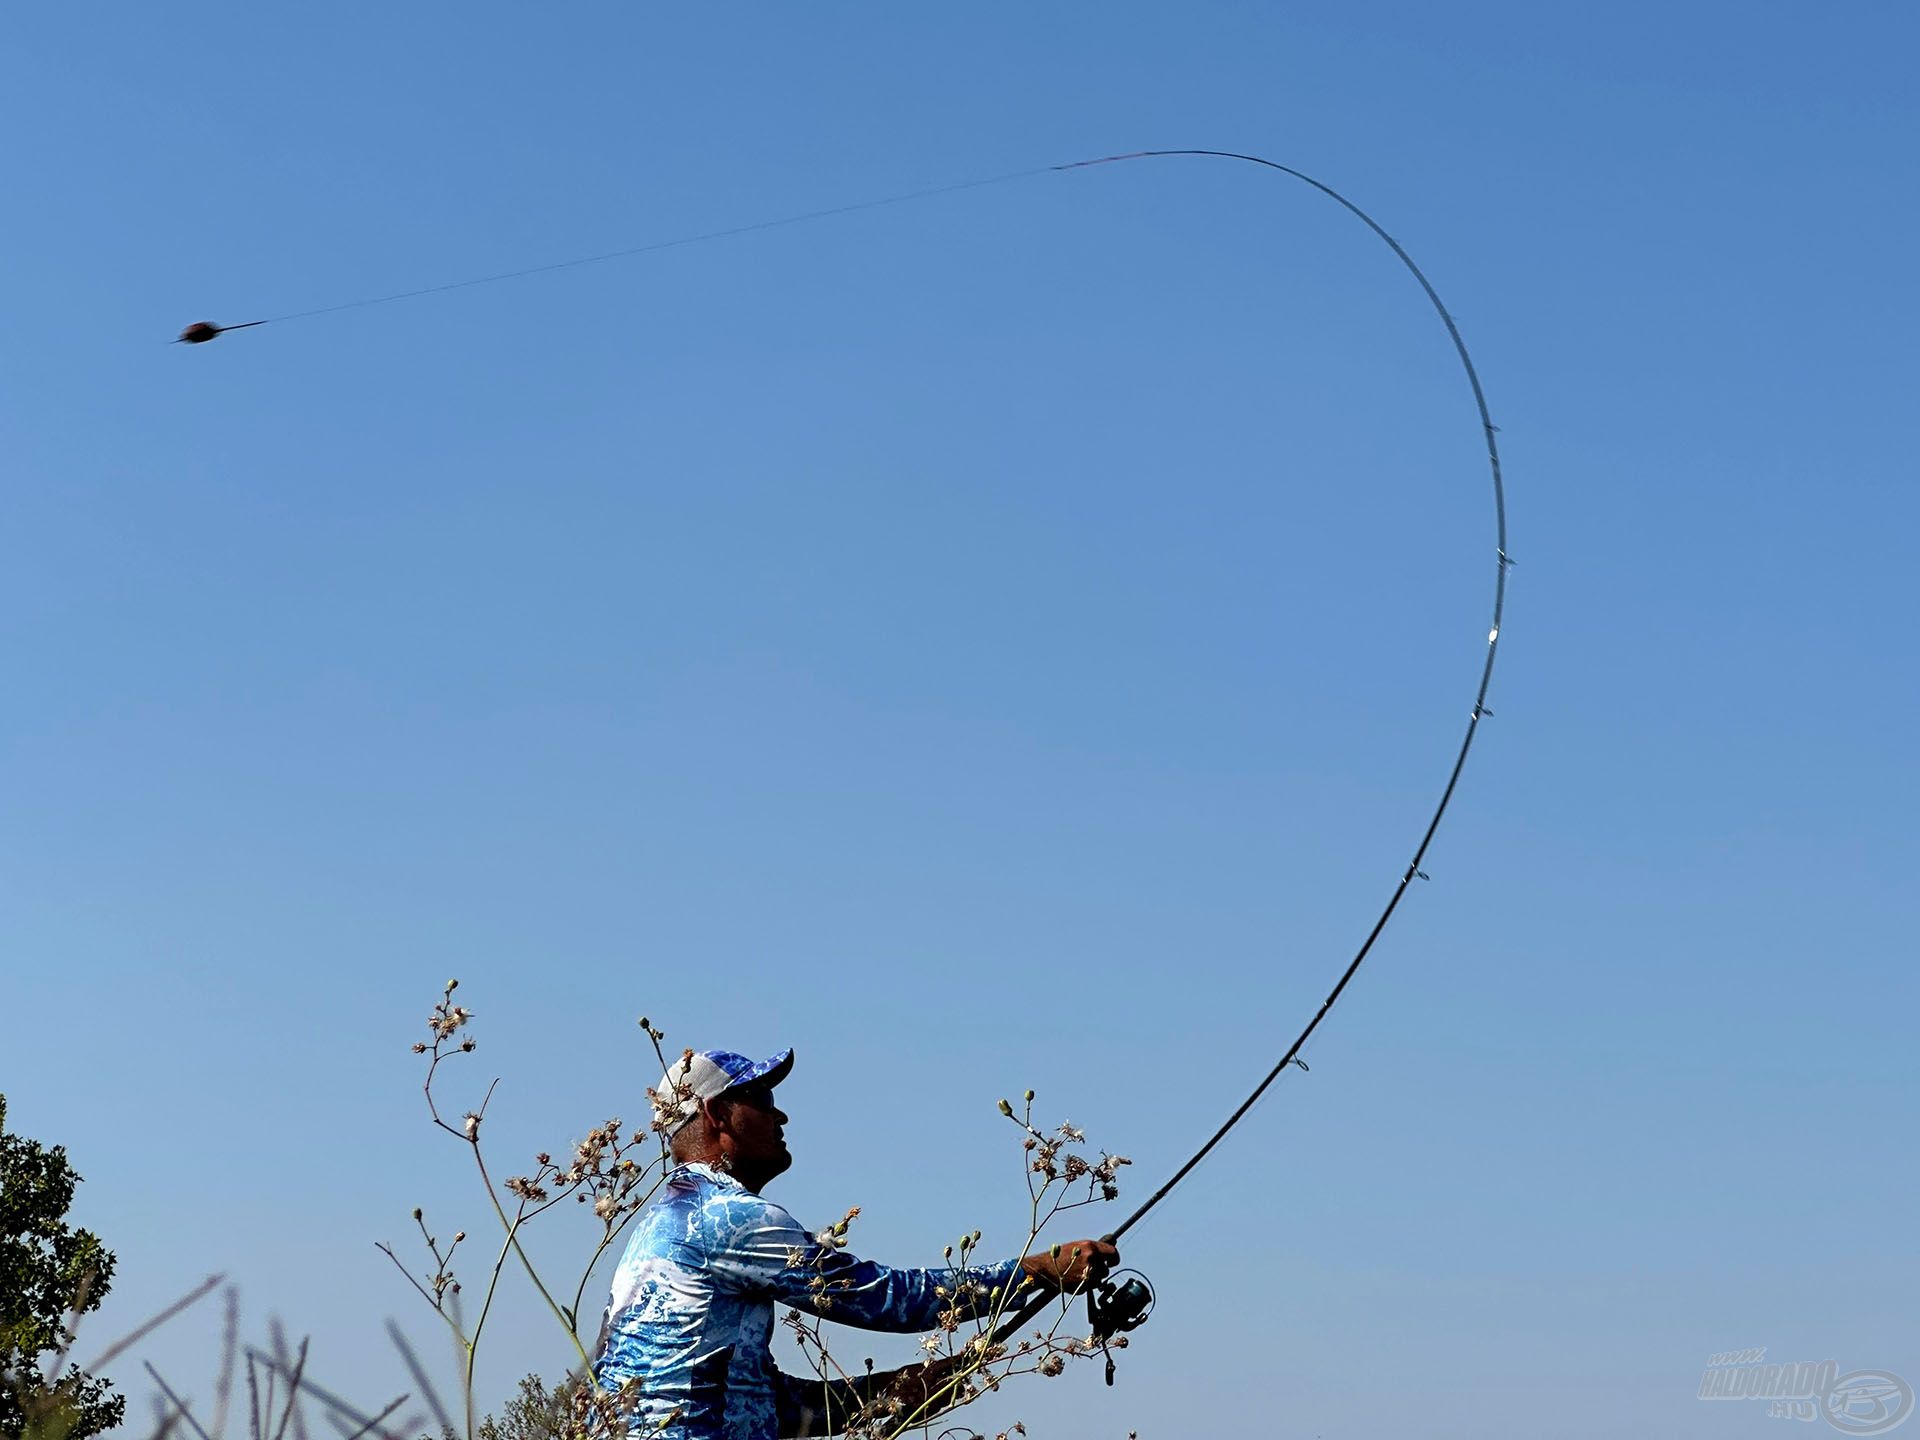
top-left (677, 1160), bottom-right (745, 1191)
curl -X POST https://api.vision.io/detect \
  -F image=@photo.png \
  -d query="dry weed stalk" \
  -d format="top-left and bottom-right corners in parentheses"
top-left (13, 1276), bottom-right (423, 1440)
top-left (381, 982), bottom-right (672, 1439)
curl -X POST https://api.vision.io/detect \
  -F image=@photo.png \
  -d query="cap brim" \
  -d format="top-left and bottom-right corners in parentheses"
top-left (726, 1048), bottom-right (793, 1092)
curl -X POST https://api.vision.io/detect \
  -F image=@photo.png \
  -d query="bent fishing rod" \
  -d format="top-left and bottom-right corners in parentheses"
top-left (975, 153), bottom-right (1507, 1362)
top-left (176, 146), bottom-right (1511, 1372)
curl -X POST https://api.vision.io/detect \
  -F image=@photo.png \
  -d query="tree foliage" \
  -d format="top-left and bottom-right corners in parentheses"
top-left (466, 1374), bottom-right (578, 1440)
top-left (0, 1095), bottom-right (124, 1440)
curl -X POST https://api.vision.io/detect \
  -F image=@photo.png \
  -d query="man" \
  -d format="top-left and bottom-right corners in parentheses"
top-left (593, 1047), bottom-right (1118, 1440)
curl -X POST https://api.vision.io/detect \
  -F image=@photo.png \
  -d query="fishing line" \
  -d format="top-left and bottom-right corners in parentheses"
top-left (176, 145), bottom-right (1511, 1314)
top-left (174, 165), bottom-right (1056, 341)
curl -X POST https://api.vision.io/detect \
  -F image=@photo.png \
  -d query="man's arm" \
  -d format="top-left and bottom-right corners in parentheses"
top-left (701, 1193), bottom-right (1030, 1332)
top-left (702, 1192), bottom-right (1120, 1333)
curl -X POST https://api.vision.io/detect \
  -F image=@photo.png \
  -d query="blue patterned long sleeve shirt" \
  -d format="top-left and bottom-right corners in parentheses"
top-left (594, 1163), bottom-right (1027, 1440)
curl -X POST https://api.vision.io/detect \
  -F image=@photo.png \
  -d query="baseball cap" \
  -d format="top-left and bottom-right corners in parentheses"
top-left (650, 1047), bottom-right (794, 1137)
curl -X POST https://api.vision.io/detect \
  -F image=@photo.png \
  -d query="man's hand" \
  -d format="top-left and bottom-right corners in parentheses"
top-left (780, 1353), bottom-right (974, 1437)
top-left (1020, 1238), bottom-right (1118, 1294)
top-left (889, 1351), bottom-right (971, 1410)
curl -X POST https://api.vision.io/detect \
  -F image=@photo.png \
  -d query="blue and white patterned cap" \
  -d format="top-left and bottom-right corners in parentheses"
top-left (651, 1047), bottom-right (794, 1136)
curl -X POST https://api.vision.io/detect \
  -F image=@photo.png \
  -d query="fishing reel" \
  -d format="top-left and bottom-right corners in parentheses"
top-left (1085, 1269), bottom-right (1155, 1386)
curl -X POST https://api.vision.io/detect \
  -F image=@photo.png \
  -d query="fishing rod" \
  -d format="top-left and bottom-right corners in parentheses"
top-left (176, 148), bottom-right (1510, 1386)
top-left (1103, 151), bottom-right (1507, 1236)
top-left (952, 152), bottom-right (1511, 1378)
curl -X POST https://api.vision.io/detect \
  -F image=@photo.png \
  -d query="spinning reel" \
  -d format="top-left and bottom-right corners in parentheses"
top-left (1085, 1268), bottom-right (1156, 1386)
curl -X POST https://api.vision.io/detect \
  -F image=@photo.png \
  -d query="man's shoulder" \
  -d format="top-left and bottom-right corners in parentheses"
top-left (668, 1162), bottom-right (753, 1205)
top-left (661, 1164), bottom-right (789, 1223)
top-left (661, 1166), bottom-right (811, 1255)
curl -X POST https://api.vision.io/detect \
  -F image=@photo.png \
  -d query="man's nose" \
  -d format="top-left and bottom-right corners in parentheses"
top-left (771, 1105), bottom-right (788, 1124)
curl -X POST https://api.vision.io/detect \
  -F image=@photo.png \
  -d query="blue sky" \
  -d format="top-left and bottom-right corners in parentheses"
top-left (3, 5), bottom-right (1915, 1437)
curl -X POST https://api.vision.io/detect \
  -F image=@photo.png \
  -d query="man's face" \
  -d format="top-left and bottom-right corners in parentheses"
top-left (718, 1081), bottom-right (790, 1186)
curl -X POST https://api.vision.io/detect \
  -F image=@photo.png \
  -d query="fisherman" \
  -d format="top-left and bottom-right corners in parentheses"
top-left (593, 1047), bottom-right (1118, 1439)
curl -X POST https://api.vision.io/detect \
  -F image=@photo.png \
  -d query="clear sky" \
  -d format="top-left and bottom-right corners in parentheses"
top-left (4, 5), bottom-right (1915, 1438)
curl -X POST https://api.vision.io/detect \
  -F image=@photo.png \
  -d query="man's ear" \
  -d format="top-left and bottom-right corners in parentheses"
top-left (699, 1095), bottom-right (731, 1135)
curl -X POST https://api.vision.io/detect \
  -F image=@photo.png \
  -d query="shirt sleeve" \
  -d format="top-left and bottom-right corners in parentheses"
top-left (699, 1192), bottom-right (1029, 1333)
